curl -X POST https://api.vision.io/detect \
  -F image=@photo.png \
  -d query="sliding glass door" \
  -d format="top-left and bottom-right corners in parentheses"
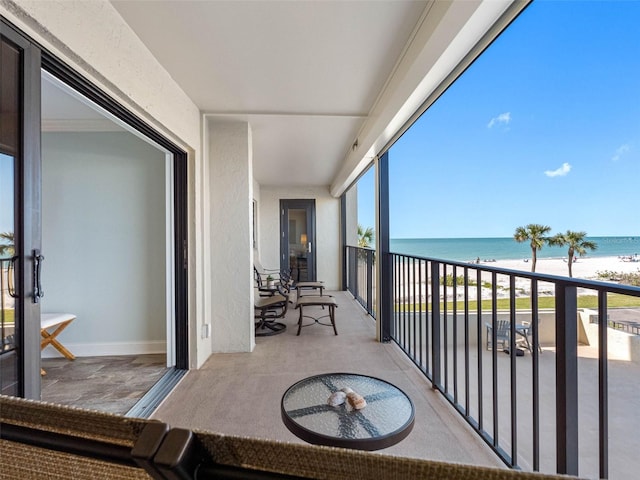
top-left (1, 21), bottom-right (42, 398)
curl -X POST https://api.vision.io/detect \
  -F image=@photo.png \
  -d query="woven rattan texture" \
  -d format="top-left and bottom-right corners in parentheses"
top-left (0, 439), bottom-right (152, 480)
top-left (0, 395), bottom-right (148, 447)
top-left (194, 430), bottom-right (584, 480)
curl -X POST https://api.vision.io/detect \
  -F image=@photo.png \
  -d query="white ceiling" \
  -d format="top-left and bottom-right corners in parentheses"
top-left (41, 1), bottom-right (519, 192)
top-left (109, 0), bottom-right (429, 188)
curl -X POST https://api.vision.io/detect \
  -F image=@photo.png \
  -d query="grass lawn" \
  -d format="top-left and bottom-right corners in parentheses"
top-left (1, 309), bottom-right (15, 323)
top-left (397, 294), bottom-right (640, 312)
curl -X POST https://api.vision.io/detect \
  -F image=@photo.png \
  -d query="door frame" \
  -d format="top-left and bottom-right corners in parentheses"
top-left (40, 53), bottom-right (189, 370)
top-left (1, 19), bottom-right (42, 399)
top-left (1, 16), bottom-right (190, 402)
top-left (280, 199), bottom-right (317, 281)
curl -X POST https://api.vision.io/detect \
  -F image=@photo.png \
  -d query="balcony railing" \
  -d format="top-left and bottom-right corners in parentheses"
top-left (386, 252), bottom-right (640, 479)
top-left (345, 246), bottom-right (376, 318)
top-left (1, 257), bottom-right (16, 354)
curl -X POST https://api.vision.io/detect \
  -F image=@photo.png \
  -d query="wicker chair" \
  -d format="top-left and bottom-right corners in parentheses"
top-left (1, 394), bottom-right (585, 480)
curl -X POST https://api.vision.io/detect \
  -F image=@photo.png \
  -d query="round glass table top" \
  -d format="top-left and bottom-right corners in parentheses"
top-left (281, 373), bottom-right (414, 450)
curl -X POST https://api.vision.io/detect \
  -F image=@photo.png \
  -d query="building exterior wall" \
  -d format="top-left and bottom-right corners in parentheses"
top-left (259, 186), bottom-right (340, 290)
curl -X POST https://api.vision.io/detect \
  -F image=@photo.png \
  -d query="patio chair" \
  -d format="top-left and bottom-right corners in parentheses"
top-left (1, 390), bottom-right (583, 480)
top-left (0, 394), bottom-right (170, 479)
top-left (519, 318), bottom-right (543, 353)
top-left (254, 261), bottom-right (294, 296)
top-left (486, 319), bottom-right (531, 353)
top-left (486, 319), bottom-right (511, 351)
top-left (254, 283), bottom-right (290, 336)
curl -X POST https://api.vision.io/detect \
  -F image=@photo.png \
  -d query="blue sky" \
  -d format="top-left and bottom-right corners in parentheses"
top-left (358, 0), bottom-right (640, 239)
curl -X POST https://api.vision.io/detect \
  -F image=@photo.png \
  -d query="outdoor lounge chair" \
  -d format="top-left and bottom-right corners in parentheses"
top-left (486, 319), bottom-right (511, 351)
top-left (485, 319), bottom-right (532, 353)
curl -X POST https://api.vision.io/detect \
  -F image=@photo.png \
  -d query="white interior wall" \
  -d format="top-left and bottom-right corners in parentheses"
top-left (208, 120), bottom-right (255, 353)
top-left (41, 132), bottom-right (166, 356)
top-left (260, 186), bottom-right (340, 290)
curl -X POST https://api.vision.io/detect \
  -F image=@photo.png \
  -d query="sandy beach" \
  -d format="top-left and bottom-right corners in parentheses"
top-left (392, 255), bottom-right (640, 302)
top-left (476, 255), bottom-right (640, 280)
top-left (471, 256), bottom-right (640, 298)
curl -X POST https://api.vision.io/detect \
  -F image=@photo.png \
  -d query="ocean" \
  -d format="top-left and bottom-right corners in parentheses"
top-left (389, 236), bottom-right (640, 263)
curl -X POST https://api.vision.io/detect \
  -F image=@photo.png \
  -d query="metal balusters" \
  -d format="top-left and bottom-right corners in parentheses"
top-left (491, 272), bottom-right (499, 448)
top-left (443, 264), bottom-right (449, 394)
top-left (509, 276), bottom-right (518, 468)
top-left (431, 261), bottom-right (441, 389)
top-left (380, 252), bottom-right (637, 476)
top-left (477, 267), bottom-right (484, 432)
top-left (453, 265), bottom-right (458, 404)
top-left (464, 267), bottom-right (470, 416)
top-left (531, 279), bottom-right (540, 472)
top-left (598, 290), bottom-right (609, 479)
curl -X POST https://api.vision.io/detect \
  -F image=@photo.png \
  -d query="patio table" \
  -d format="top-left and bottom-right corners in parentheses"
top-left (281, 373), bottom-right (414, 450)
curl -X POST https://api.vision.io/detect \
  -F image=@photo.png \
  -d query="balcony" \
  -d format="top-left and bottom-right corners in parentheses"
top-left (345, 246), bottom-right (640, 479)
top-left (150, 248), bottom-right (640, 479)
top-left (151, 290), bottom-right (503, 468)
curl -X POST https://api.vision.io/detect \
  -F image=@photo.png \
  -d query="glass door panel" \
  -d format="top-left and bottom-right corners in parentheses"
top-left (280, 200), bottom-right (316, 282)
top-left (288, 208), bottom-right (309, 281)
top-left (0, 36), bottom-right (20, 396)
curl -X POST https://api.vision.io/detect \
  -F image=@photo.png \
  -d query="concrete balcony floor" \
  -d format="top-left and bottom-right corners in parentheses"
top-left (151, 291), bottom-right (504, 468)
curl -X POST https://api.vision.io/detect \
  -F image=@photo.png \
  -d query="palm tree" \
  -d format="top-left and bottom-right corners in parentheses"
top-left (513, 224), bottom-right (551, 272)
top-left (0, 231), bottom-right (14, 258)
top-left (549, 230), bottom-right (597, 277)
top-left (357, 225), bottom-right (374, 248)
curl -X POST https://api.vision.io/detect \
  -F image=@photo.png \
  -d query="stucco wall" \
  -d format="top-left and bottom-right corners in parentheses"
top-left (260, 186), bottom-right (340, 290)
top-left (209, 120), bottom-right (255, 353)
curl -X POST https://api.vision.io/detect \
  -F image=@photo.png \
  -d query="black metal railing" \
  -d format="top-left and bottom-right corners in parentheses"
top-left (345, 246), bottom-right (376, 318)
top-left (1, 257), bottom-right (16, 354)
top-left (387, 252), bottom-right (640, 479)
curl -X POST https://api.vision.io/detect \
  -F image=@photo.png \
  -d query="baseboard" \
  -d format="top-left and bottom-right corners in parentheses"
top-left (41, 340), bottom-right (166, 358)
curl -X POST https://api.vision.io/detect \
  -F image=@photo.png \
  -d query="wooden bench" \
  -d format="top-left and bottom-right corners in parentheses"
top-left (41, 313), bottom-right (77, 375)
top-left (295, 296), bottom-right (338, 336)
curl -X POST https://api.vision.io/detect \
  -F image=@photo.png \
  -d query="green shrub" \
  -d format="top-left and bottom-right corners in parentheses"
top-left (596, 269), bottom-right (640, 286)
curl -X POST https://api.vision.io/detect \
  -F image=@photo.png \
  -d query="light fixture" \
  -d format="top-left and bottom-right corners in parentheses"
top-left (300, 233), bottom-right (307, 244)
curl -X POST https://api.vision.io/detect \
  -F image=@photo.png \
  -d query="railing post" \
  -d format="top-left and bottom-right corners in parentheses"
top-left (366, 249), bottom-right (373, 314)
top-left (340, 194), bottom-right (347, 291)
top-left (431, 261), bottom-right (441, 389)
top-left (555, 283), bottom-right (579, 476)
top-left (378, 152), bottom-right (392, 342)
top-left (598, 291), bottom-right (609, 479)
top-left (349, 247), bottom-right (357, 297)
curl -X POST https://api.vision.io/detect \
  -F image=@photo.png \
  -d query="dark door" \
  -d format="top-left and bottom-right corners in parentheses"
top-left (280, 200), bottom-right (316, 282)
top-left (0, 21), bottom-right (42, 398)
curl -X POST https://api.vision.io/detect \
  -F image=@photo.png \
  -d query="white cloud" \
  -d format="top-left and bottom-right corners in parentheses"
top-left (544, 162), bottom-right (571, 177)
top-left (611, 144), bottom-right (630, 162)
top-left (487, 112), bottom-right (511, 128)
